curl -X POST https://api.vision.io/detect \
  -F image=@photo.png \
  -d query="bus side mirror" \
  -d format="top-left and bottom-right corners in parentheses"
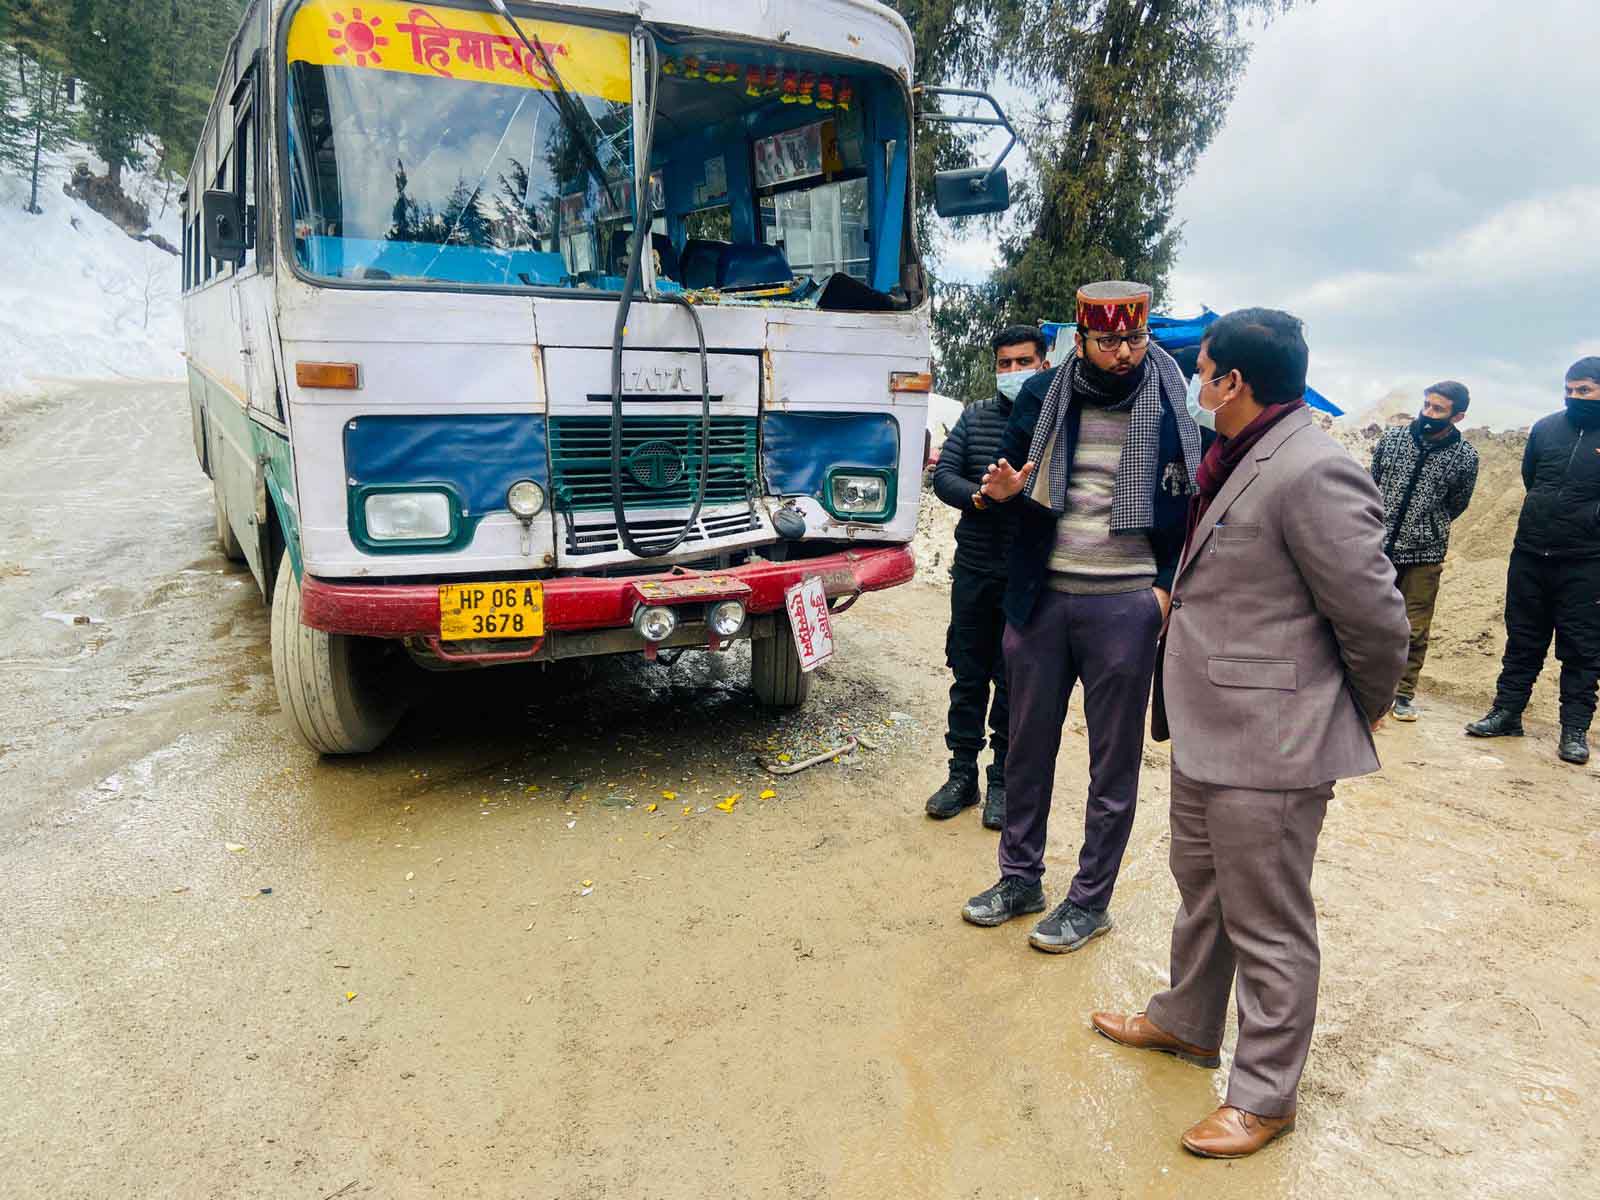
top-left (204, 189), bottom-right (247, 266)
top-left (933, 167), bottom-right (1011, 219)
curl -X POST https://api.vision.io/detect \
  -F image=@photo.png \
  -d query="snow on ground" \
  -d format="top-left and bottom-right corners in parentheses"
top-left (0, 142), bottom-right (184, 400)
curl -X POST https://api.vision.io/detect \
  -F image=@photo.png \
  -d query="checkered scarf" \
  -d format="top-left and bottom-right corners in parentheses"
top-left (1026, 341), bottom-right (1199, 530)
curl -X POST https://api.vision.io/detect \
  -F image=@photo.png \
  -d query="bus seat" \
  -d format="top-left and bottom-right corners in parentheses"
top-left (681, 239), bottom-right (728, 289)
top-left (718, 244), bottom-right (792, 290)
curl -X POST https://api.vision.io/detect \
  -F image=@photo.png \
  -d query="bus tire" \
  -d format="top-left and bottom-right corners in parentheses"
top-left (270, 551), bottom-right (406, 754)
top-left (214, 475), bottom-right (245, 562)
top-left (751, 630), bottom-right (813, 709)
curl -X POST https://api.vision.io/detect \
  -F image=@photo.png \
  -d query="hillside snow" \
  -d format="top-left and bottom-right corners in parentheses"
top-left (0, 144), bottom-right (184, 399)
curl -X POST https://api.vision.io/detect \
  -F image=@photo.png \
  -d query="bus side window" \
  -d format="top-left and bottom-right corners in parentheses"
top-left (235, 111), bottom-right (255, 267)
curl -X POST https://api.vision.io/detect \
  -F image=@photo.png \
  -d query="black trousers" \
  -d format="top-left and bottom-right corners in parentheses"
top-left (1493, 551), bottom-right (1600, 731)
top-left (944, 564), bottom-right (1009, 773)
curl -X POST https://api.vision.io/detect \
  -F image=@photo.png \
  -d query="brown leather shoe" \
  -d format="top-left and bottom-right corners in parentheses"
top-left (1181, 1105), bottom-right (1296, 1158)
top-left (1090, 1010), bottom-right (1221, 1069)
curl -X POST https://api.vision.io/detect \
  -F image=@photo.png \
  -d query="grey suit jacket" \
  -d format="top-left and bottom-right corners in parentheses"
top-left (1154, 407), bottom-right (1409, 791)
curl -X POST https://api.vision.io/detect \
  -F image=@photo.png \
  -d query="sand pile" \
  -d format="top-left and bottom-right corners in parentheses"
top-left (911, 418), bottom-right (1564, 727)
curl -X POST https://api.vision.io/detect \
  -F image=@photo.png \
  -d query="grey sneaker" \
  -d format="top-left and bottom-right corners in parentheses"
top-left (1392, 696), bottom-right (1418, 722)
top-left (962, 876), bottom-right (1045, 927)
top-left (1029, 899), bottom-right (1113, 953)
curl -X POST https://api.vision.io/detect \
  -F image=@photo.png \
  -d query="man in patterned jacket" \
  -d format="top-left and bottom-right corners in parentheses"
top-left (1370, 382), bottom-right (1480, 722)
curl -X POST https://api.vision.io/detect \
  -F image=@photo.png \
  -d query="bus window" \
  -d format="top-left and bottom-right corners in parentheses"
top-left (283, 1), bottom-right (633, 290)
top-left (761, 178), bottom-right (868, 283)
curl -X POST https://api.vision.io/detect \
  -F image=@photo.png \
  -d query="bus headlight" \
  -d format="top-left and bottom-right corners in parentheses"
top-left (364, 491), bottom-right (452, 540)
top-left (708, 600), bottom-right (746, 637)
top-left (828, 472), bottom-right (889, 518)
top-left (507, 480), bottom-right (546, 519)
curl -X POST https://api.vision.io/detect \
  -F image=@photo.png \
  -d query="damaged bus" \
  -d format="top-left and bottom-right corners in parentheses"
top-left (181, 0), bottom-right (1010, 753)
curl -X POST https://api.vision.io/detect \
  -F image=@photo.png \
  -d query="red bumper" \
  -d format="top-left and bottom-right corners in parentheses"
top-left (298, 545), bottom-right (916, 638)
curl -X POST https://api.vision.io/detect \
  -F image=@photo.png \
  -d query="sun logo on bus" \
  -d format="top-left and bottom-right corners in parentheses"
top-left (327, 8), bottom-right (389, 67)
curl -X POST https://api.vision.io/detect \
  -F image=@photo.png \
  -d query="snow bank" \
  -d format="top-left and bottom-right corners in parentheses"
top-left (0, 141), bottom-right (184, 399)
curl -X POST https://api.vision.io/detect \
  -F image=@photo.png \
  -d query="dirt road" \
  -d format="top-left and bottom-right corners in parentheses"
top-left (1, 385), bottom-right (1596, 1199)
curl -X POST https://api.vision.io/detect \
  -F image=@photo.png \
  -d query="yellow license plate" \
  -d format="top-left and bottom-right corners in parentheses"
top-left (438, 581), bottom-right (545, 641)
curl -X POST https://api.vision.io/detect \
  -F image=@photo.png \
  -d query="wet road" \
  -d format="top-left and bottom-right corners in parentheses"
top-left (1, 384), bottom-right (1596, 1198)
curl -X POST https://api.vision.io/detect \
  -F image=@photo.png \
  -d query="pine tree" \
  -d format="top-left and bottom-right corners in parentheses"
top-left (439, 178), bottom-right (493, 247)
top-left (5, 48), bottom-right (76, 213)
top-left (67, 0), bottom-right (159, 190)
top-left (888, 0), bottom-right (1299, 402)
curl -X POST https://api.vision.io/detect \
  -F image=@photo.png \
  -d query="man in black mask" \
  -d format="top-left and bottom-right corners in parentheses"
top-left (1371, 382), bottom-right (1480, 721)
top-left (1467, 358), bottom-right (1600, 765)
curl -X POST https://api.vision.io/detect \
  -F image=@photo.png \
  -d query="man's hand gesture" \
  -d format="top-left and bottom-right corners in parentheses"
top-left (981, 458), bottom-right (1036, 501)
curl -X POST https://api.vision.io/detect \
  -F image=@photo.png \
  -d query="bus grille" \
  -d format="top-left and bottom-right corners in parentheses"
top-left (548, 415), bottom-right (758, 513)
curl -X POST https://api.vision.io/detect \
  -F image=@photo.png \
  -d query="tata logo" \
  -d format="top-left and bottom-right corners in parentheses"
top-left (627, 440), bottom-right (686, 490)
top-left (624, 367), bottom-right (691, 393)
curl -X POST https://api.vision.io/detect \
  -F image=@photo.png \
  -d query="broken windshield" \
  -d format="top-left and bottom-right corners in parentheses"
top-left (283, 1), bottom-right (635, 289)
top-left (642, 39), bottom-right (916, 310)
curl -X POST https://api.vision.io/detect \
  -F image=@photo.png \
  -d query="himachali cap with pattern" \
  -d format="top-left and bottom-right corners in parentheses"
top-left (1076, 281), bottom-right (1152, 334)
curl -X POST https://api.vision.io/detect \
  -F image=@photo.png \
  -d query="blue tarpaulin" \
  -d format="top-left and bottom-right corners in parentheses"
top-left (1041, 310), bottom-right (1343, 418)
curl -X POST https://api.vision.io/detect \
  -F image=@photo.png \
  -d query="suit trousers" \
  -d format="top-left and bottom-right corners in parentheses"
top-left (1000, 588), bottom-right (1161, 908)
top-left (1145, 767), bottom-right (1332, 1119)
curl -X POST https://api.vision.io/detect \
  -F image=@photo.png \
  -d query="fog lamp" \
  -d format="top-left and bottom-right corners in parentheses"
top-left (507, 480), bottom-right (546, 518)
top-left (708, 600), bottom-right (746, 637)
top-left (633, 605), bottom-right (678, 643)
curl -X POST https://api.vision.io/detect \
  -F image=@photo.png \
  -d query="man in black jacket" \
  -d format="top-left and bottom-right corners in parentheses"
top-left (1467, 357), bottom-right (1600, 765)
top-left (961, 282), bottom-right (1204, 951)
top-left (1371, 381), bottom-right (1480, 722)
top-left (925, 326), bottom-right (1043, 828)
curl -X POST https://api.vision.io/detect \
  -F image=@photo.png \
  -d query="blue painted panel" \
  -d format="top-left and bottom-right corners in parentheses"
top-left (344, 414), bottom-right (549, 516)
top-left (301, 236), bottom-right (568, 286)
top-left (762, 412), bottom-right (900, 495)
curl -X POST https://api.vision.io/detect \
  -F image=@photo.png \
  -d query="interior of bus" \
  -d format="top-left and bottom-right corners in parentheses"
top-left (284, 7), bottom-right (917, 311)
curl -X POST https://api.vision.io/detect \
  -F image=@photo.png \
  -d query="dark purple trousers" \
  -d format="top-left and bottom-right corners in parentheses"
top-left (1000, 588), bottom-right (1162, 909)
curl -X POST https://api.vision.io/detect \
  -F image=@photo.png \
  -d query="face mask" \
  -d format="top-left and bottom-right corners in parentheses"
top-left (1185, 374), bottom-right (1216, 431)
top-left (1418, 413), bottom-right (1452, 435)
top-left (1566, 397), bottom-right (1600, 430)
top-left (996, 369), bottom-right (1038, 401)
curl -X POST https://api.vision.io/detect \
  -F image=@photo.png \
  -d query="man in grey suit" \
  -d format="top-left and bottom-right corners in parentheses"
top-left (1090, 309), bottom-right (1409, 1159)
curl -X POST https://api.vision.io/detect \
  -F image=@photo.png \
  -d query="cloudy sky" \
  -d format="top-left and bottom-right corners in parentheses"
top-left (934, 0), bottom-right (1599, 428)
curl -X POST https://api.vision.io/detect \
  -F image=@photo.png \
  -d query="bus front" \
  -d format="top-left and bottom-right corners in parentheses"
top-left (268, 0), bottom-right (932, 751)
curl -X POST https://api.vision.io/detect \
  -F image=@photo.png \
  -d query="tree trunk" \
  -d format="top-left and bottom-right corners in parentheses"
top-left (30, 121), bottom-right (43, 214)
top-left (108, 157), bottom-right (122, 191)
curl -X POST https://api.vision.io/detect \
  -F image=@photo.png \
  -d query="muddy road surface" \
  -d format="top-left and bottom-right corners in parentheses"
top-left (2, 384), bottom-right (1597, 1198)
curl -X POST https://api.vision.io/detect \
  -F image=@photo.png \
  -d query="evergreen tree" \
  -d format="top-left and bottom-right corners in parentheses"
top-left (439, 177), bottom-right (493, 246)
top-left (5, 48), bottom-right (76, 213)
top-left (67, 0), bottom-right (158, 189)
top-left (889, 0), bottom-right (1299, 402)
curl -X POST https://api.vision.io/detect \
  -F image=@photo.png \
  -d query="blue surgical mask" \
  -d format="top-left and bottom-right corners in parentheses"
top-left (996, 369), bottom-right (1038, 401)
top-left (1185, 374), bottom-right (1216, 432)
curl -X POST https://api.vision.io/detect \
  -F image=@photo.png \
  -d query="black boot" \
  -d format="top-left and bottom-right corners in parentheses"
top-left (1559, 727), bottom-right (1591, 765)
top-left (925, 760), bottom-right (980, 819)
top-left (1465, 707), bottom-right (1524, 738)
top-left (981, 766), bottom-right (1006, 830)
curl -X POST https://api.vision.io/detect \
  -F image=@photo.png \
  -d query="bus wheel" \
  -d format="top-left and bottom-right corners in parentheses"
top-left (214, 476), bottom-right (245, 562)
top-left (750, 630), bottom-right (813, 709)
top-left (270, 551), bottom-right (406, 754)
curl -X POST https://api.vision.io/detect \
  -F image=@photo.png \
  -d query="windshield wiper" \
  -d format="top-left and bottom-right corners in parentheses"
top-left (486, 0), bottom-right (624, 215)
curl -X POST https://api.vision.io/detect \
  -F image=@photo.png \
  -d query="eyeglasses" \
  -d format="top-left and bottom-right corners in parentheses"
top-left (1089, 330), bottom-right (1150, 353)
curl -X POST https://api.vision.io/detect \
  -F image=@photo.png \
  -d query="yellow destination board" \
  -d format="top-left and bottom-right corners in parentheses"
top-left (287, 1), bottom-right (631, 102)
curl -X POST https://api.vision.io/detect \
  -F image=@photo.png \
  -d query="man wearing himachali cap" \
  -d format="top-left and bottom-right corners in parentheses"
top-left (961, 281), bottom-right (1204, 951)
